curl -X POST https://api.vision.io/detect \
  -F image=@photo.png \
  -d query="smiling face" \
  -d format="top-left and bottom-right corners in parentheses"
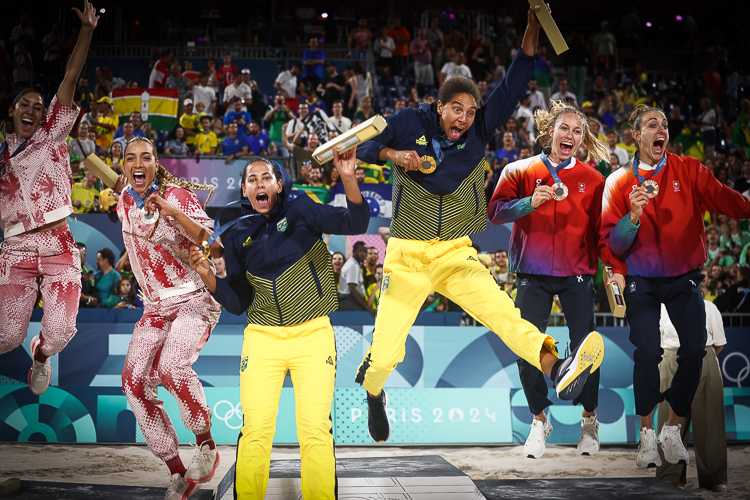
top-left (633, 110), bottom-right (669, 164)
top-left (10, 91), bottom-right (44, 139)
top-left (242, 161), bottom-right (283, 216)
top-left (123, 140), bottom-right (158, 198)
top-left (307, 133), bottom-right (319, 149)
top-left (332, 253), bottom-right (344, 271)
top-left (438, 93), bottom-right (477, 141)
top-left (549, 113), bottom-right (584, 162)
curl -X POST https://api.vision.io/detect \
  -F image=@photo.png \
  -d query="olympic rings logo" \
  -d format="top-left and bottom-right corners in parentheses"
top-left (213, 400), bottom-right (243, 429)
top-left (722, 352), bottom-right (750, 388)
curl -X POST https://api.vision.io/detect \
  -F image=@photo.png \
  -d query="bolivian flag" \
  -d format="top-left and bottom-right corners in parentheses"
top-left (111, 88), bottom-right (178, 131)
top-left (291, 184), bottom-right (330, 204)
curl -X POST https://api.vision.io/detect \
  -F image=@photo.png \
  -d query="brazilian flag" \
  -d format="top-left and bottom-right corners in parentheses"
top-left (291, 184), bottom-right (330, 204)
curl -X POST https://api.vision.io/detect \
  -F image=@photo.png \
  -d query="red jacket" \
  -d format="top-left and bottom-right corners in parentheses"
top-left (602, 152), bottom-right (750, 277)
top-left (488, 155), bottom-right (627, 276)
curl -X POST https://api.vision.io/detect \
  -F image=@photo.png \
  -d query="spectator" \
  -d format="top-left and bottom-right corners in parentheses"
top-left (734, 159), bottom-right (750, 195)
top-left (223, 68), bottom-right (253, 110)
top-left (223, 96), bottom-right (251, 136)
top-left (193, 71), bottom-right (217, 117)
top-left (492, 132), bottom-right (519, 182)
top-left (514, 94), bottom-right (535, 140)
top-left (438, 48), bottom-right (472, 86)
top-left (616, 127), bottom-right (637, 159)
top-left (609, 153), bottom-right (621, 174)
top-left (351, 61), bottom-right (372, 115)
top-left (588, 117), bottom-right (607, 143)
top-left (93, 248), bottom-right (120, 308)
top-left (282, 123), bottom-right (320, 174)
top-left (606, 129), bottom-right (629, 165)
top-left (165, 61), bottom-right (191, 108)
top-left (205, 57), bottom-right (220, 95)
top-left (426, 16), bottom-right (444, 73)
top-left (319, 61), bottom-right (346, 113)
top-left (94, 65), bottom-right (110, 101)
top-left (216, 52), bottom-right (237, 88)
top-left (519, 145), bottom-right (532, 159)
top-left (705, 226), bottom-right (734, 269)
top-left (307, 164), bottom-right (327, 187)
top-left (355, 166), bottom-right (366, 183)
top-left (179, 99), bottom-right (199, 152)
top-left (326, 100), bottom-right (352, 134)
top-left (593, 21), bottom-right (617, 87)
top-left (533, 45), bottom-right (555, 104)
top-left (287, 102), bottom-right (310, 145)
top-left (211, 117), bottom-right (226, 141)
top-left (106, 276), bottom-right (142, 309)
top-left (387, 17), bottom-right (410, 76)
top-left (194, 115), bottom-right (217, 155)
top-left (527, 78), bottom-right (547, 111)
top-left (164, 126), bottom-right (188, 156)
top-left (108, 141), bottom-right (124, 167)
top-left (581, 100), bottom-right (596, 118)
top-left (69, 154), bottom-right (84, 183)
top-left (410, 28), bottom-right (434, 93)
top-left (550, 78), bottom-right (577, 107)
top-left (442, 24), bottom-right (467, 53)
top-left (221, 122), bottom-right (250, 162)
top-left (331, 252), bottom-right (345, 292)
top-left (68, 121), bottom-right (95, 159)
top-left (148, 49), bottom-right (173, 88)
top-left (77, 242), bottom-right (96, 308)
top-left (565, 33), bottom-right (591, 105)
top-left (348, 18), bottom-right (373, 58)
top-left (394, 98), bottom-right (406, 112)
top-left (356, 159), bottom-right (390, 183)
top-left (91, 96), bottom-right (118, 150)
top-left (114, 111), bottom-right (146, 140)
top-left (373, 27), bottom-right (395, 81)
top-left (302, 37), bottom-right (325, 89)
top-left (656, 293), bottom-right (727, 492)
top-left (72, 169), bottom-right (102, 214)
top-left (182, 59), bottom-right (199, 83)
top-left (106, 64), bottom-right (124, 89)
top-left (275, 62), bottom-right (303, 113)
top-left (264, 93), bottom-right (295, 157)
top-left (239, 67), bottom-right (260, 93)
top-left (697, 97), bottom-right (717, 161)
top-left (353, 96), bottom-right (374, 126)
top-left (246, 120), bottom-right (275, 157)
top-left (11, 14), bottom-right (35, 46)
top-left (597, 95), bottom-right (616, 131)
top-left (213, 256), bottom-right (227, 279)
top-left (113, 121), bottom-right (136, 151)
top-left (300, 85), bottom-right (327, 115)
top-left (338, 241), bottom-right (374, 315)
top-left (42, 23), bottom-right (63, 82)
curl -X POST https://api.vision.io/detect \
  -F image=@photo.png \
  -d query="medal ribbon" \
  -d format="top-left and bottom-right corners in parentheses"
top-left (204, 200), bottom-right (261, 247)
top-left (0, 138), bottom-right (30, 175)
top-left (631, 153), bottom-right (668, 185)
top-left (540, 150), bottom-right (572, 185)
top-left (128, 179), bottom-right (159, 210)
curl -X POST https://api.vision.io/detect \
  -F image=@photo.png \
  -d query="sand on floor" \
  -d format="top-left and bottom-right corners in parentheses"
top-left (0, 443), bottom-right (747, 499)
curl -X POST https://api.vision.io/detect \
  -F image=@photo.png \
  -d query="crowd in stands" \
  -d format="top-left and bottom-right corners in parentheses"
top-left (2, 6), bottom-right (749, 315)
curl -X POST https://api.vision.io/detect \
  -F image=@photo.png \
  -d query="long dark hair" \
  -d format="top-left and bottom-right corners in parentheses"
top-left (3, 88), bottom-right (45, 135)
top-left (115, 276), bottom-right (137, 305)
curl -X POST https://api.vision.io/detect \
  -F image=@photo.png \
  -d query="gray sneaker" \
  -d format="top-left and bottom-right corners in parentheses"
top-left (577, 416), bottom-right (600, 456)
top-left (658, 424), bottom-right (689, 465)
top-left (164, 473), bottom-right (200, 500)
top-left (28, 336), bottom-right (52, 396)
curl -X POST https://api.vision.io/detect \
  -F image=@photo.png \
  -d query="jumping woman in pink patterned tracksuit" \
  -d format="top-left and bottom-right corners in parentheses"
top-left (0, 1), bottom-right (98, 396)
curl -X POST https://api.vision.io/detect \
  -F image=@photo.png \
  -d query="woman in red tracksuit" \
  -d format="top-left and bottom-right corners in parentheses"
top-left (488, 100), bottom-right (626, 459)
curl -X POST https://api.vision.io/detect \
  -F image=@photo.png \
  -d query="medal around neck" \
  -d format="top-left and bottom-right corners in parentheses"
top-left (551, 182), bottom-right (568, 201)
top-left (139, 207), bottom-right (159, 225)
top-left (419, 155), bottom-right (437, 174)
top-left (642, 179), bottom-right (659, 198)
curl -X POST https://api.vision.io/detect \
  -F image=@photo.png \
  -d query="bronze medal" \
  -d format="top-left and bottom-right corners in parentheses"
top-left (643, 179), bottom-right (659, 198)
top-left (551, 182), bottom-right (568, 201)
top-left (418, 155), bottom-right (437, 174)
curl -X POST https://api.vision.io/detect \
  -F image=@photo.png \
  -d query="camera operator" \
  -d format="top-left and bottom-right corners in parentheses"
top-left (265, 93), bottom-right (296, 158)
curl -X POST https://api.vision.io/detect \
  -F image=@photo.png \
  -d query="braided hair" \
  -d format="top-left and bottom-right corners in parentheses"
top-left (534, 100), bottom-right (609, 163)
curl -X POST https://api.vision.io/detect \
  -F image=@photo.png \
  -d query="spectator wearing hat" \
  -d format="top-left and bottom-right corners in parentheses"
top-left (223, 97), bottom-right (251, 137)
top-left (91, 96), bottom-right (118, 150)
top-left (69, 154), bottom-right (84, 184)
top-left (179, 99), bottom-right (200, 152)
top-left (319, 60), bottom-right (346, 113)
top-left (302, 37), bottom-right (326, 89)
top-left (149, 49), bottom-right (173, 88)
top-left (223, 69), bottom-right (253, 111)
top-left (301, 84), bottom-right (327, 115)
top-left (275, 62), bottom-right (304, 116)
top-left (216, 52), bottom-right (237, 88)
top-left (581, 100), bottom-right (595, 118)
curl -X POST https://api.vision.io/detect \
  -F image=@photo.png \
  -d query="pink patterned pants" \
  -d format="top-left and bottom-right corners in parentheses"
top-left (0, 225), bottom-right (81, 356)
top-left (122, 290), bottom-right (221, 462)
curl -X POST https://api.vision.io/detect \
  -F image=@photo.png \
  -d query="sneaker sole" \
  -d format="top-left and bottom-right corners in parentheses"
top-left (183, 481), bottom-right (201, 499)
top-left (186, 453), bottom-right (220, 484)
top-left (556, 332), bottom-right (604, 401)
top-left (369, 390), bottom-right (391, 444)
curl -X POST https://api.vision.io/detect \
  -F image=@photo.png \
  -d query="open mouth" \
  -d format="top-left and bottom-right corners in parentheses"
top-left (20, 117), bottom-right (35, 133)
top-left (256, 192), bottom-right (269, 208)
top-left (132, 172), bottom-right (146, 187)
top-left (449, 126), bottom-right (464, 140)
top-left (559, 141), bottom-right (574, 156)
top-left (653, 137), bottom-right (666, 155)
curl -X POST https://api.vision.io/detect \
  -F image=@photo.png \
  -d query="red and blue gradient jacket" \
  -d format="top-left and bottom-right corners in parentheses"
top-left (602, 151), bottom-right (750, 278)
top-left (488, 153), bottom-right (627, 277)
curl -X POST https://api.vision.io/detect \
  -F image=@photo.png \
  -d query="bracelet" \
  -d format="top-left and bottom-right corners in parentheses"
top-left (86, 296), bottom-right (91, 305)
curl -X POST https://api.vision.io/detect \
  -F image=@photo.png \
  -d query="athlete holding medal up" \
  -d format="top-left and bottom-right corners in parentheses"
top-left (488, 100), bottom-right (627, 458)
top-left (601, 104), bottom-right (750, 470)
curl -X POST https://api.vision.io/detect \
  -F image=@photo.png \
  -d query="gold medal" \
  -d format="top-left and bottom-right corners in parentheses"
top-left (418, 155), bottom-right (437, 174)
top-left (139, 207), bottom-right (159, 225)
top-left (199, 240), bottom-right (211, 259)
top-left (643, 179), bottom-right (659, 198)
top-left (551, 182), bottom-right (568, 201)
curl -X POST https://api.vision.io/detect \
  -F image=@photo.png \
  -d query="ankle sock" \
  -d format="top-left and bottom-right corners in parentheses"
top-left (33, 350), bottom-right (48, 363)
top-left (195, 432), bottom-right (216, 450)
top-left (166, 456), bottom-right (186, 477)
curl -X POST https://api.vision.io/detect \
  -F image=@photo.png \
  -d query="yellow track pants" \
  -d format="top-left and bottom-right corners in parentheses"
top-left (357, 236), bottom-right (557, 397)
top-left (235, 316), bottom-right (337, 499)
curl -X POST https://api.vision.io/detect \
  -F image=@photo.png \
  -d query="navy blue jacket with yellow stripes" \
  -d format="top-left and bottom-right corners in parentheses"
top-left (212, 165), bottom-right (370, 326)
top-left (358, 51), bottom-right (535, 241)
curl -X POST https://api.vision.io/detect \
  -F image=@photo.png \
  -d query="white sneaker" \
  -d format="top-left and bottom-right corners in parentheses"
top-left (658, 424), bottom-right (689, 465)
top-left (577, 416), bottom-right (600, 456)
top-left (28, 336), bottom-right (52, 396)
top-left (636, 427), bottom-right (661, 469)
top-left (523, 419), bottom-right (553, 458)
top-left (164, 473), bottom-right (200, 500)
top-left (185, 440), bottom-right (219, 484)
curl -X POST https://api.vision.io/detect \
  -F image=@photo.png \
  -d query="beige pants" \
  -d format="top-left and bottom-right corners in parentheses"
top-left (656, 346), bottom-right (727, 488)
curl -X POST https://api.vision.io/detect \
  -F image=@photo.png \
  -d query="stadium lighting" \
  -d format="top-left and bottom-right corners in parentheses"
top-left (321, 13), bottom-right (328, 19)
top-left (646, 22), bottom-right (652, 27)
top-left (99, 8), bottom-right (106, 13)
top-left (675, 15), bottom-right (683, 21)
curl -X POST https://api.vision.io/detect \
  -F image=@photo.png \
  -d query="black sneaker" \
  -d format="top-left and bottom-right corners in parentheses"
top-left (554, 332), bottom-right (604, 401)
top-left (366, 389), bottom-right (391, 443)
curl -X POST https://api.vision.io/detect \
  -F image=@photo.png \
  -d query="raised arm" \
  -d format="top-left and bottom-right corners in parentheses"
top-left (58, 1), bottom-right (99, 108)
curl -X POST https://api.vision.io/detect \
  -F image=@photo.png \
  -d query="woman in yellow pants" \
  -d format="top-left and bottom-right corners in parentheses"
top-left (189, 149), bottom-right (368, 499)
